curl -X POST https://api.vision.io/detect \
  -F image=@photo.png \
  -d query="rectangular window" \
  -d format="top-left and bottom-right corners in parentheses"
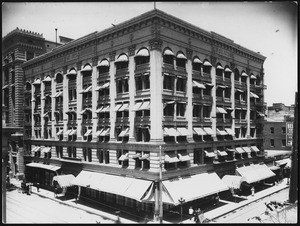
top-left (282, 127), bottom-right (286, 134)
top-left (163, 75), bottom-right (174, 90)
top-left (270, 139), bottom-right (274, 147)
top-left (176, 103), bottom-right (186, 117)
top-left (270, 127), bottom-right (274, 134)
top-left (282, 139), bottom-right (286, 147)
top-left (203, 105), bottom-right (211, 118)
top-left (176, 78), bottom-right (186, 92)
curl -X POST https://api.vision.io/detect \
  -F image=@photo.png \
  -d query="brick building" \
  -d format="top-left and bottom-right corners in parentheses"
top-left (21, 9), bottom-right (271, 219)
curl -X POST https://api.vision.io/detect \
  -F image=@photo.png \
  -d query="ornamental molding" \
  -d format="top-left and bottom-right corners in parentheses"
top-left (149, 38), bottom-right (163, 51)
top-left (109, 51), bottom-right (116, 62)
top-left (128, 44), bottom-right (136, 56)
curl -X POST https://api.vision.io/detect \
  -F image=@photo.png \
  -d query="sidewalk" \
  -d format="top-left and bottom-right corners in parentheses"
top-left (182, 178), bottom-right (290, 223)
top-left (9, 178), bottom-right (135, 224)
top-left (9, 178), bottom-right (289, 224)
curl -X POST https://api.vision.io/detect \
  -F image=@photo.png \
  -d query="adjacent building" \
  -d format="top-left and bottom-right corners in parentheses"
top-left (21, 9), bottom-right (269, 219)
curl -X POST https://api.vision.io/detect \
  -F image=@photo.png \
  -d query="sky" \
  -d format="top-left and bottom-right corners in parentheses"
top-left (2, 2), bottom-right (298, 106)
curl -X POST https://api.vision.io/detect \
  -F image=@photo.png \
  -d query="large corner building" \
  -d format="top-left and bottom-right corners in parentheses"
top-left (20, 9), bottom-right (268, 218)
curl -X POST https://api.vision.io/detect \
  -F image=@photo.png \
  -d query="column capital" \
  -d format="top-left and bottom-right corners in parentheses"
top-left (186, 48), bottom-right (193, 60)
top-left (128, 44), bottom-right (136, 56)
top-left (92, 56), bottom-right (98, 66)
top-left (210, 55), bottom-right (217, 66)
top-left (149, 38), bottom-right (163, 51)
top-left (76, 61), bottom-right (82, 71)
top-left (109, 51), bottom-right (116, 62)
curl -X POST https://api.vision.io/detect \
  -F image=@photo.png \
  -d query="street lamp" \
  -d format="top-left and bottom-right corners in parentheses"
top-left (178, 197), bottom-right (185, 223)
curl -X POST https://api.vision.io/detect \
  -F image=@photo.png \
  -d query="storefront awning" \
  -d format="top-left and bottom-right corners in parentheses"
top-left (204, 151), bottom-right (216, 158)
top-left (32, 146), bottom-right (41, 153)
top-left (216, 107), bottom-right (227, 114)
top-left (26, 162), bottom-right (61, 171)
top-left (164, 153), bottom-right (180, 163)
top-left (193, 127), bottom-right (207, 136)
top-left (84, 129), bottom-right (92, 137)
top-left (242, 147), bottom-right (252, 153)
top-left (42, 147), bottom-right (51, 154)
top-left (118, 103), bottom-right (129, 111)
top-left (71, 170), bottom-right (152, 201)
top-left (95, 129), bottom-right (104, 137)
top-left (153, 173), bottom-right (228, 205)
top-left (56, 130), bottom-right (63, 136)
top-left (163, 127), bottom-right (180, 137)
top-left (95, 82), bottom-right (110, 91)
top-left (217, 150), bottom-right (228, 156)
top-left (52, 174), bottom-right (75, 188)
top-left (235, 147), bottom-right (245, 154)
top-left (192, 80), bottom-right (206, 89)
top-left (99, 128), bottom-right (110, 136)
top-left (250, 146), bottom-right (260, 152)
top-left (236, 164), bottom-right (276, 184)
top-left (118, 153), bottom-right (129, 161)
top-left (222, 175), bottom-right (246, 190)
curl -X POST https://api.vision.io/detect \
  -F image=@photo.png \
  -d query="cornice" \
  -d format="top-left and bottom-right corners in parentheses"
top-left (22, 9), bottom-right (266, 70)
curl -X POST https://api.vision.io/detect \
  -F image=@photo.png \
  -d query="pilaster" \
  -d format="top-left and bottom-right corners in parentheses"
top-left (76, 64), bottom-right (83, 141)
top-left (31, 84), bottom-right (36, 139)
top-left (186, 53), bottom-right (194, 142)
top-left (246, 74), bottom-right (251, 138)
top-left (91, 64), bottom-right (98, 140)
top-left (51, 72), bottom-right (56, 139)
top-left (128, 47), bottom-right (136, 142)
top-left (40, 81), bottom-right (45, 139)
top-left (63, 72), bottom-right (68, 139)
top-left (210, 62), bottom-right (217, 141)
top-left (109, 51), bottom-right (117, 142)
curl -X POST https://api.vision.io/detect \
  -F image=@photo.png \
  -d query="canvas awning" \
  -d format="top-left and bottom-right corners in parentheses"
top-left (67, 69), bottom-right (77, 76)
top-left (204, 151), bottom-right (216, 158)
top-left (81, 64), bottom-right (93, 72)
top-left (222, 175), bottom-right (246, 190)
top-left (203, 61), bottom-right (212, 67)
top-left (242, 147), bottom-right (252, 153)
top-left (98, 59), bottom-right (109, 67)
top-left (178, 153), bottom-right (191, 162)
top-left (216, 107), bottom-right (227, 114)
top-left (118, 103), bottom-right (129, 111)
top-left (217, 150), bottom-right (228, 156)
top-left (275, 158), bottom-right (291, 168)
top-left (26, 162), bottom-right (61, 172)
top-left (193, 127), bottom-right (207, 136)
top-left (84, 129), bottom-right (92, 137)
top-left (95, 82), bottom-right (110, 91)
top-left (95, 129), bottom-right (104, 137)
top-left (250, 146), bottom-right (260, 152)
top-left (42, 76), bottom-right (52, 82)
top-left (115, 54), bottom-right (129, 62)
top-left (192, 80), bottom-right (206, 89)
top-left (56, 130), bottom-right (63, 136)
top-left (118, 128), bottom-right (129, 137)
top-left (144, 173), bottom-right (228, 205)
top-left (217, 65), bottom-right (224, 70)
top-left (177, 127), bottom-right (189, 136)
top-left (193, 58), bottom-right (202, 64)
top-left (53, 91), bottom-right (63, 98)
top-left (163, 128), bottom-right (180, 137)
top-left (236, 164), bottom-right (276, 184)
top-left (235, 147), bottom-right (245, 154)
top-left (250, 92), bottom-right (259, 99)
top-left (32, 146), bottom-right (41, 153)
top-left (138, 101), bottom-right (150, 110)
top-left (176, 53), bottom-right (187, 60)
top-left (164, 153), bottom-right (180, 163)
top-left (119, 153), bottom-right (129, 161)
top-left (133, 102), bottom-right (143, 111)
top-left (225, 68), bottom-right (232, 73)
top-left (69, 129), bottom-right (77, 136)
top-left (71, 170), bottom-right (152, 201)
top-left (217, 129), bottom-right (228, 136)
top-left (135, 48), bottom-right (150, 57)
top-left (65, 130), bottom-right (72, 136)
top-left (99, 128), bottom-right (110, 136)
top-left (80, 85), bottom-right (92, 94)
top-left (52, 174), bottom-right (75, 188)
top-left (163, 49), bottom-right (174, 56)
top-left (203, 127), bottom-right (214, 135)
top-left (225, 128), bottom-right (235, 136)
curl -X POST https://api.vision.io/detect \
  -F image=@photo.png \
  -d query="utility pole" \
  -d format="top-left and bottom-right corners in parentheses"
top-left (55, 28), bottom-right (58, 47)
top-left (289, 92), bottom-right (298, 203)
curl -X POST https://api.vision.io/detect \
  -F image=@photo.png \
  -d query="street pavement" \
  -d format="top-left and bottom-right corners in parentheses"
top-left (7, 178), bottom-right (292, 224)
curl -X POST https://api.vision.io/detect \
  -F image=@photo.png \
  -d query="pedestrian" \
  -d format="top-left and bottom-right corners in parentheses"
top-left (36, 182), bottom-right (40, 192)
top-left (189, 206), bottom-right (194, 220)
top-left (54, 187), bottom-right (58, 198)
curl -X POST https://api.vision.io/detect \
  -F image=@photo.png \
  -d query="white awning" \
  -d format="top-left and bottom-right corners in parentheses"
top-left (95, 82), bottom-right (110, 91)
top-left (32, 79), bottom-right (41, 85)
top-left (250, 146), bottom-right (260, 152)
top-left (95, 106), bottom-right (104, 113)
top-left (32, 146), bottom-right (41, 153)
top-left (225, 128), bottom-right (235, 136)
top-left (95, 129), bottom-right (104, 137)
top-left (71, 171), bottom-right (152, 201)
top-left (53, 91), bottom-right (63, 98)
top-left (119, 153), bottom-right (129, 161)
top-left (118, 103), bottom-right (129, 111)
top-left (250, 75), bottom-right (257, 79)
top-left (178, 153), bottom-right (191, 161)
top-left (235, 89), bottom-right (244, 93)
top-left (42, 112), bottom-right (49, 118)
top-left (69, 129), bottom-right (77, 136)
top-left (217, 129), bottom-right (228, 136)
top-left (250, 92), bottom-right (259, 99)
top-left (241, 72), bottom-right (248, 77)
top-left (216, 107), bottom-right (227, 114)
top-left (243, 147), bottom-right (252, 153)
top-left (192, 80), bottom-right (206, 89)
top-left (159, 173), bottom-right (229, 205)
top-left (203, 127), bottom-right (214, 135)
top-left (42, 76), bottom-right (52, 82)
top-left (139, 101), bottom-right (150, 110)
top-left (2, 84), bottom-right (9, 89)
top-left (225, 68), bottom-right (232, 73)
top-left (81, 64), bottom-right (93, 72)
top-left (176, 53), bottom-right (187, 60)
top-left (26, 162), bottom-right (61, 171)
top-left (236, 164), bottom-right (276, 184)
top-left (41, 147), bottom-right (51, 154)
top-left (164, 153), bottom-right (180, 163)
top-left (163, 127), bottom-right (180, 136)
top-left (118, 128), bottom-right (129, 137)
top-left (177, 127), bottom-right (189, 136)
top-left (115, 54), bottom-right (129, 62)
top-left (222, 175), bottom-right (245, 190)
top-left (84, 129), bottom-right (92, 137)
top-left (217, 85), bottom-right (227, 89)
top-left (217, 150), bottom-right (228, 156)
top-left (80, 85), bottom-right (92, 94)
top-left (52, 174), bottom-right (75, 188)
top-left (204, 83), bottom-right (214, 87)
top-left (136, 48), bottom-right (150, 57)
top-left (133, 102), bottom-right (142, 111)
top-left (114, 104), bottom-right (123, 111)
top-left (193, 58), bottom-right (202, 64)
top-left (204, 151), bottom-right (216, 158)
top-left (235, 147), bottom-right (245, 154)
top-left (80, 108), bottom-right (92, 115)
top-left (56, 130), bottom-right (63, 136)
top-left (163, 49), bottom-right (174, 56)
top-left (65, 109), bottom-right (76, 114)
top-left (65, 130), bottom-right (72, 136)
top-left (101, 105), bottom-right (110, 113)
top-left (193, 127), bottom-right (207, 136)
top-left (203, 61), bottom-right (212, 67)
top-left (217, 65), bottom-right (224, 70)
top-left (98, 59), bottom-right (109, 67)
top-left (99, 128), bottom-right (110, 136)
top-left (67, 69), bottom-right (77, 76)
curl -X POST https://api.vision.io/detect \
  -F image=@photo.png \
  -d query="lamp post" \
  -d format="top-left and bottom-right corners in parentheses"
top-left (178, 197), bottom-right (185, 223)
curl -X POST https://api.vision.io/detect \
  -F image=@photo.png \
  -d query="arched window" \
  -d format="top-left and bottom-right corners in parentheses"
top-left (97, 59), bottom-right (110, 74)
top-left (135, 48), bottom-right (150, 66)
top-left (202, 60), bottom-right (212, 74)
top-left (216, 63), bottom-right (224, 77)
top-left (241, 71), bottom-right (248, 83)
top-left (163, 48), bottom-right (174, 65)
top-left (224, 66), bottom-right (232, 79)
top-left (176, 52), bottom-right (187, 69)
top-left (25, 82), bottom-right (32, 91)
top-left (115, 54), bottom-right (129, 70)
top-left (56, 73), bottom-right (63, 83)
top-left (234, 69), bottom-right (240, 81)
top-left (192, 57), bottom-right (202, 71)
